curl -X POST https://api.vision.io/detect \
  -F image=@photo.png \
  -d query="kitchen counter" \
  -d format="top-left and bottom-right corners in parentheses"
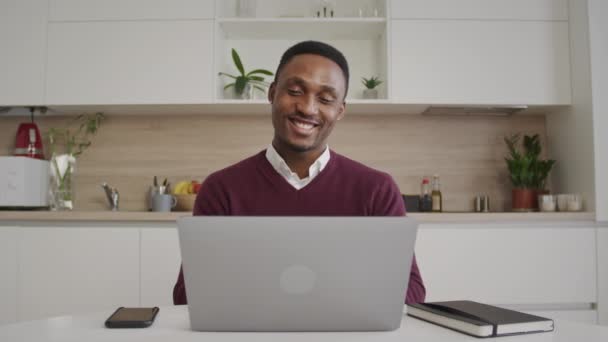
top-left (0, 210), bottom-right (597, 224)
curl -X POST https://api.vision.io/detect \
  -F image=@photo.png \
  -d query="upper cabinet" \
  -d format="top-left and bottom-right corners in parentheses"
top-left (46, 20), bottom-right (214, 105)
top-left (0, 0), bottom-right (574, 109)
top-left (391, 20), bottom-right (571, 105)
top-left (49, 0), bottom-right (215, 21)
top-left (389, 0), bottom-right (571, 105)
top-left (0, 0), bottom-right (47, 106)
top-left (390, 0), bottom-right (568, 20)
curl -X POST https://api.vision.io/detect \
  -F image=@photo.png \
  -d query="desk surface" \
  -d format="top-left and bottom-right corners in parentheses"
top-left (1, 306), bottom-right (607, 341)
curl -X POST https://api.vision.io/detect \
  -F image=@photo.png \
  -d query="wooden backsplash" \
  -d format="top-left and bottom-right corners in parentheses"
top-left (0, 113), bottom-right (548, 212)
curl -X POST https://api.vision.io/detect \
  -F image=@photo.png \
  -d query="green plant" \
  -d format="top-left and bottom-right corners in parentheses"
top-left (47, 112), bottom-right (105, 157)
top-left (46, 113), bottom-right (105, 209)
top-left (504, 133), bottom-right (556, 189)
top-left (218, 48), bottom-right (274, 95)
top-left (361, 76), bottom-right (383, 89)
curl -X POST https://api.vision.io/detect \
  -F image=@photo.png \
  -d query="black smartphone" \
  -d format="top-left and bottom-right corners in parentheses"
top-left (104, 307), bottom-right (159, 328)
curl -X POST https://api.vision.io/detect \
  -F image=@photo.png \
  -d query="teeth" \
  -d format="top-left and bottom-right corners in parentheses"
top-left (293, 120), bottom-right (314, 130)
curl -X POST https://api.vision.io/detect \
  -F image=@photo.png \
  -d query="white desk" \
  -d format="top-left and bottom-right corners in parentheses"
top-left (1, 306), bottom-right (607, 342)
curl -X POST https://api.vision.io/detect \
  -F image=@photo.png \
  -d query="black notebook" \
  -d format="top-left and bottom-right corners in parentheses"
top-left (407, 300), bottom-right (554, 338)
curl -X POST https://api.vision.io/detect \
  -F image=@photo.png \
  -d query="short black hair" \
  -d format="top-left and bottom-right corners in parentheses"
top-left (274, 41), bottom-right (350, 99)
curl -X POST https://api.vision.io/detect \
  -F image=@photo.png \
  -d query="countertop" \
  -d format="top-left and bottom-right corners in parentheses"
top-left (0, 210), bottom-right (596, 224)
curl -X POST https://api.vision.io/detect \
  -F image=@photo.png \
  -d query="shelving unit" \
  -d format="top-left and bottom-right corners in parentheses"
top-left (213, 0), bottom-right (389, 102)
top-left (217, 18), bottom-right (386, 40)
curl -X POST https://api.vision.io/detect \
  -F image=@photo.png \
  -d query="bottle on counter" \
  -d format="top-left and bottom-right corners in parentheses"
top-left (420, 178), bottom-right (432, 212)
top-left (431, 174), bottom-right (442, 212)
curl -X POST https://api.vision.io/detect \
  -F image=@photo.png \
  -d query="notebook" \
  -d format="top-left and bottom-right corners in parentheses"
top-left (177, 216), bottom-right (418, 331)
top-left (407, 300), bottom-right (554, 337)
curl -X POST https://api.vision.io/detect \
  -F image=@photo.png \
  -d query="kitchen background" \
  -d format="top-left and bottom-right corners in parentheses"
top-left (0, 113), bottom-right (547, 212)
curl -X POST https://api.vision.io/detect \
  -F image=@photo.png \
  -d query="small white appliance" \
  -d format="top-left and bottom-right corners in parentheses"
top-left (0, 156), bottom-right (49, 208)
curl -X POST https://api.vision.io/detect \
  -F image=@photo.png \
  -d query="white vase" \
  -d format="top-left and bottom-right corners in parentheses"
top-left (363, 88), bottom-right (378, 99)
top-left (49, 153), bottom-right (76, 210)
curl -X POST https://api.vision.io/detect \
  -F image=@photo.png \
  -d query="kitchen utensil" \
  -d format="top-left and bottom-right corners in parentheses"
top-left (538, 194), bottom-right (556, 212)
top-left (101, 182), bottom-right (119, 211)
top-left (474, 195), bottom-right (490, 212)
top-left (402, 194), bottom-right (420, 212)
top-left (567, 194), bottom-right (582, 211)
top-left (557, 194), bottom-right (569, 211)
top-left (151, 194), bottom-right (177, 212)
top-left (14, 107), bottom-right (44, 159)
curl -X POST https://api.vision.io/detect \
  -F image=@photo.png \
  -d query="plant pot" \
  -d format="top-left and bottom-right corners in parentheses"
top-left (233, 82), bottom-right (254, 100)
top-left (363, 88), bottom-right (378, 99)
top-left (511, 188), bottom-right (537, 212)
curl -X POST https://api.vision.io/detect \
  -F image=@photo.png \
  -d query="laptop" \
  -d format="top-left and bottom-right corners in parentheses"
top-left (177, 216), bottom-right (418, 332)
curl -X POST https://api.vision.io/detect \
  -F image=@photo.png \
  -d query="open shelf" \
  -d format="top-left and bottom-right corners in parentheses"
top-left (217, 18), bottom-right (386, 40)
top-left (44, 101), bottom-right (428, 116)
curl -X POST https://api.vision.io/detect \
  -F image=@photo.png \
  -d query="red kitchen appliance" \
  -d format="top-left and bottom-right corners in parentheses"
top-left (14, 107), bottom-right (45, 159)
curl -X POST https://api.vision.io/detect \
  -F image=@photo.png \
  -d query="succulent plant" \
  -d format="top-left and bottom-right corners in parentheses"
top-left (361, 76), bottom-right (383, 90)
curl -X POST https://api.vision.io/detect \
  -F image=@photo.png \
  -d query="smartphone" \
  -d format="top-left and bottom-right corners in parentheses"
top-left (105, 307), bottom-right (159, 328)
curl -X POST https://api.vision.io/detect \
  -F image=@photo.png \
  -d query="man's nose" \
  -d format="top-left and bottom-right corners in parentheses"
top-left (296, 95), bottom-right (319, 116)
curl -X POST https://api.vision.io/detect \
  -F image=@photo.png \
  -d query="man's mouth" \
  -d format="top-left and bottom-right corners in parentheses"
top-left (288, 117), bottom-right (319, 134)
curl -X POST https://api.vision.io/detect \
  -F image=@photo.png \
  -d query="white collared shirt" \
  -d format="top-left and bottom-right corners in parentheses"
top-left (265, 144), bottom-right (331, 190)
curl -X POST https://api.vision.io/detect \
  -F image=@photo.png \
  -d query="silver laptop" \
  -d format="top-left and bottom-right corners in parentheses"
top-left (177, 216), bottom-right (418, 332)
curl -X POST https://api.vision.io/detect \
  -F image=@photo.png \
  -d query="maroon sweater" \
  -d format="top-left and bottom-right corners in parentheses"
top-left (173, 150), bottom-right (425, 304)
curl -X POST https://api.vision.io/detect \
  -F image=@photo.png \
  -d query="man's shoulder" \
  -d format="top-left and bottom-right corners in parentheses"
top-left (331, 150), bottom-right (394, 183)
top-left (204, 150), bottom-right (265, 184)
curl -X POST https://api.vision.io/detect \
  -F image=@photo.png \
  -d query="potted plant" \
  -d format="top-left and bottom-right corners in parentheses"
top-left (46, 112), bottom-right (105, 210)
top-left (361, 76), bottom-right (383, 99)
top-left (218, 48), bottom-right (274, 100)
top-left (504, 134), bottom-right (556, 212)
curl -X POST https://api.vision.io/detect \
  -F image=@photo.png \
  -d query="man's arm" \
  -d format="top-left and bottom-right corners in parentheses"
top-left (372, 174), bottom-right (426, 304)
top-left (173, 175), bottom-right (228, 305)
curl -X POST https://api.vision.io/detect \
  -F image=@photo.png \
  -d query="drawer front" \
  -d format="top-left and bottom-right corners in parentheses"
top-left (415, 226), bottom-right (597, 305)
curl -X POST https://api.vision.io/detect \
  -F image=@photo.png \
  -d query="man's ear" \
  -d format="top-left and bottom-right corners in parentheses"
top-left (337, 101), bottom-right (346, 121)
top-left (268, 82), bottom-right (276, 103)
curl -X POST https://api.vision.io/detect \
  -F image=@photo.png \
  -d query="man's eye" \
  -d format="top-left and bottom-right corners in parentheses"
top-left (319, 97), bottom-right (334, 104)
top-left (287, 89), bottom-right (301, 95)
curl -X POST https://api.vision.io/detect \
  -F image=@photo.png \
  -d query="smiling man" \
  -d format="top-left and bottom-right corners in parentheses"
top-left (173, 41), bottom-right (425, 305)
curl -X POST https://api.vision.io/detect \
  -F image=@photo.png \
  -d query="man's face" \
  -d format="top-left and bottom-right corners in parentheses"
top-left (268, 54), bottom-right (346, 154)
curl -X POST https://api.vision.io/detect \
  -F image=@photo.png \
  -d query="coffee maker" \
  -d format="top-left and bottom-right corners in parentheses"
top-left (14, 107), bottom-right (45, 159)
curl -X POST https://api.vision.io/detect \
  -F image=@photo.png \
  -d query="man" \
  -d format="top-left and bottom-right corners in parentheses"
top-left (173, 41), bottom-right (425, 304)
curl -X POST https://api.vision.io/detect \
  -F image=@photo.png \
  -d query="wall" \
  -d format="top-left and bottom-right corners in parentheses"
top-left (588, 0), bottom-right (608, 325)
top-left (1, 113), bottom-right (548, 212)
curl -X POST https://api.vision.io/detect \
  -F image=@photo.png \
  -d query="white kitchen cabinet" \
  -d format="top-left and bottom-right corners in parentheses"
top-left (50, 0), bottom-right (215, 21)
top-left (390, 20), bottom-right (571, 105)
top-left (0, 0), bottom-right (47, 106)
top-left (17, 227), bottom-right (139, 321)
top-left (46, 20), bottom-right (214, 105)
top-left (415, 225), bottom-right (597, 305)
top-left (598, 226), bottom-right (608, 325)
top-left (589, 0), bottom-right (608, 223)
top-left (0, 227), bottom-right (18, 325)
top-left (140, 228), bottom-right (181, 306)
top-left (390, 0), bottom-right (567, 20)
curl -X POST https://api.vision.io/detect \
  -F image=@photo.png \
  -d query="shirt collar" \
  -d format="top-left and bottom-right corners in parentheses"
top-left (265, 144), bottom-right (331, 182)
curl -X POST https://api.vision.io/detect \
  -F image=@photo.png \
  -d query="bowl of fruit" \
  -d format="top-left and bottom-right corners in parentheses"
top-left (173, 180), bottom-right (201, 212)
